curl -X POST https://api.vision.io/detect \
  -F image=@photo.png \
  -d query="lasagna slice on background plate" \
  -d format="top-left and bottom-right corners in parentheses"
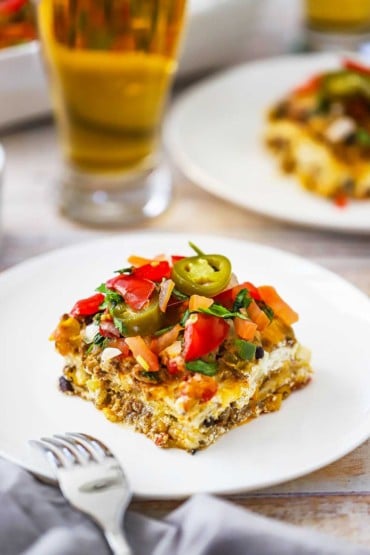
top-left (265, 58), bottom-right (370, 206)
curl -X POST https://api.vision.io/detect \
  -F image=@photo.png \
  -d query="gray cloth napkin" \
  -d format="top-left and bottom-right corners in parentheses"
top-left (0, 458), bottom-right (369, 555)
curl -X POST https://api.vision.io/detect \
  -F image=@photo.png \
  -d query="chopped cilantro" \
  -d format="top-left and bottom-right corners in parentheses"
top-left (96, 283), bottom-right (122, 308)
top-left (96, 283), bottom-right (109, 294)
top-left (92, 332), bottom-right (108, 349)
top-left (198, 303), bottom-right (247, 320)
top-left (172, 288), bottom-right (189, 301)
top-left (186, 359), bottom-right (218, 376)
top-left (235, 339), bottom-right (256, 361)
top-left (93, 312), bottom-right (102, 324)
top-left (153, 325), bottom-right (174, 337)
top-left (232, 289), bottom-right (252, 312)
top-left (258, 301), bottom-right (274, 320)
top-left (113, 317), bottom-right (126, 335)
top-left (114, 267), bottom-right (133, 274)
top-left (180, 309), bottom-right (190, 326)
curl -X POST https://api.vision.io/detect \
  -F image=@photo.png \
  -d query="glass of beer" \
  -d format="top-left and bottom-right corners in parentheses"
top-left (37, 0), bottom-right (187, 226)
top-left (305, 0), bottom-right (370, 51)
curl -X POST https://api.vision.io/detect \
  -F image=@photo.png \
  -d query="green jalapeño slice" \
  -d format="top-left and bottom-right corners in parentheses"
top-left (112, 295), bottom-right (164, 336)
top-left (172, 254), bottom-right (232, 296)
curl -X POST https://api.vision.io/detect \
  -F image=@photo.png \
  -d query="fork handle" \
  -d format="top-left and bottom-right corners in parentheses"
top-left (104, 529), bottom-right (132, 555)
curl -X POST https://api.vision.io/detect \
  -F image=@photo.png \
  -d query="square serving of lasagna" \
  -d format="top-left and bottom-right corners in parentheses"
top-left (51, 242), bottom-right (312, 452)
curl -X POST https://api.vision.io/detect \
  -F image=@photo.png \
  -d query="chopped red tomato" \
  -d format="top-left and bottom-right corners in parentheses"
top-left (132, 260), bottom-right (171, 281)
top-left (183, 313), bottom-right (229, 361)
top-left (108, 338), bottom-right (130, 357)
top-left (334, 193), bottom-right (349, 208)
top-left (213, 281), bottom-right (261, 308)
top-left (293, 75), bottom-right (322, 96)
top-left (258, 286), bottom-right (298, 325)
top-left (70, 293), bottom-right (104, 317)
top-left (106, 275), bottom-right (155, 310)
top-left (342, 59), bottom-right (370, 75)
top-left (234, 317), bottom-right (257, 340)
top-left (99, 320), bottom-right (120, 338)
top-left (125, 336), bottom-right (159, 371)
top-left (167, 360), bottom-right (182, 375)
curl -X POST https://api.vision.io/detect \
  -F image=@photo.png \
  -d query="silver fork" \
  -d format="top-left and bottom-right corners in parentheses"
top-left (30, 432), bottom-right (132, 555)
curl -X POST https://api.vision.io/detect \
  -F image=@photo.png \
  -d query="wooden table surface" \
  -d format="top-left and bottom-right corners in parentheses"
top-left (1, 121), bottom-right (370, 548)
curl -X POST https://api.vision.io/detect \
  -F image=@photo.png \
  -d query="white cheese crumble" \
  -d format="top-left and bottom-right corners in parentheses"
top-left (101, 347), bottom-right (122, 368)
top-left (325, 117), bottom-right (356, 143)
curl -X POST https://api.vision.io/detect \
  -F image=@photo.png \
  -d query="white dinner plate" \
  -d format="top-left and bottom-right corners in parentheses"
top-left (165, 53), bottom-right (370, 233)
top-left (0, 232), bottom-right (369, 498)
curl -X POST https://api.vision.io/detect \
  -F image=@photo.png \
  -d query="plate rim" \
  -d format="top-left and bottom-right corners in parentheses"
top-left (1, 230), bottom-right (370, 499)
top-left (165, 52), bottom-right (370, 234)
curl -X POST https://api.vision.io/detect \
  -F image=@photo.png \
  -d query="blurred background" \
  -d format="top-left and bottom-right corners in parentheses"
top-left (1, 0), bottom-right (370, 234)
top-left (0, 0), bottom-right (303, 129)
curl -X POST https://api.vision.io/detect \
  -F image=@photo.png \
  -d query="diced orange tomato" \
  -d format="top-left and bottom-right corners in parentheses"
top-left (150, 324), bottom-right (182, 355)
top-left (127, 255), bottom-right (153, 267)
top-left (258, 286), bottom-right (298, 325)
top-left (125, 336), bottom-right (159, 371)
top-left (189, 295), bottom-right (214, 312)
top-left (247, 300), bottom-right (270, 330)
top-left (234, 317), bottom-right (257, 340)
top-left (127, 254), bottom-right (183, 269)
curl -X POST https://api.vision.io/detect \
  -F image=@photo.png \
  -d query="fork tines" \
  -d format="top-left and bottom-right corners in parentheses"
top-left (29, 432), bottom-right (114, 469)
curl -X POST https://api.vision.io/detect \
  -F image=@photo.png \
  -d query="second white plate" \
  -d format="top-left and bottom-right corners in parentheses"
top-left (165, 53), bottom-right (370, 233)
